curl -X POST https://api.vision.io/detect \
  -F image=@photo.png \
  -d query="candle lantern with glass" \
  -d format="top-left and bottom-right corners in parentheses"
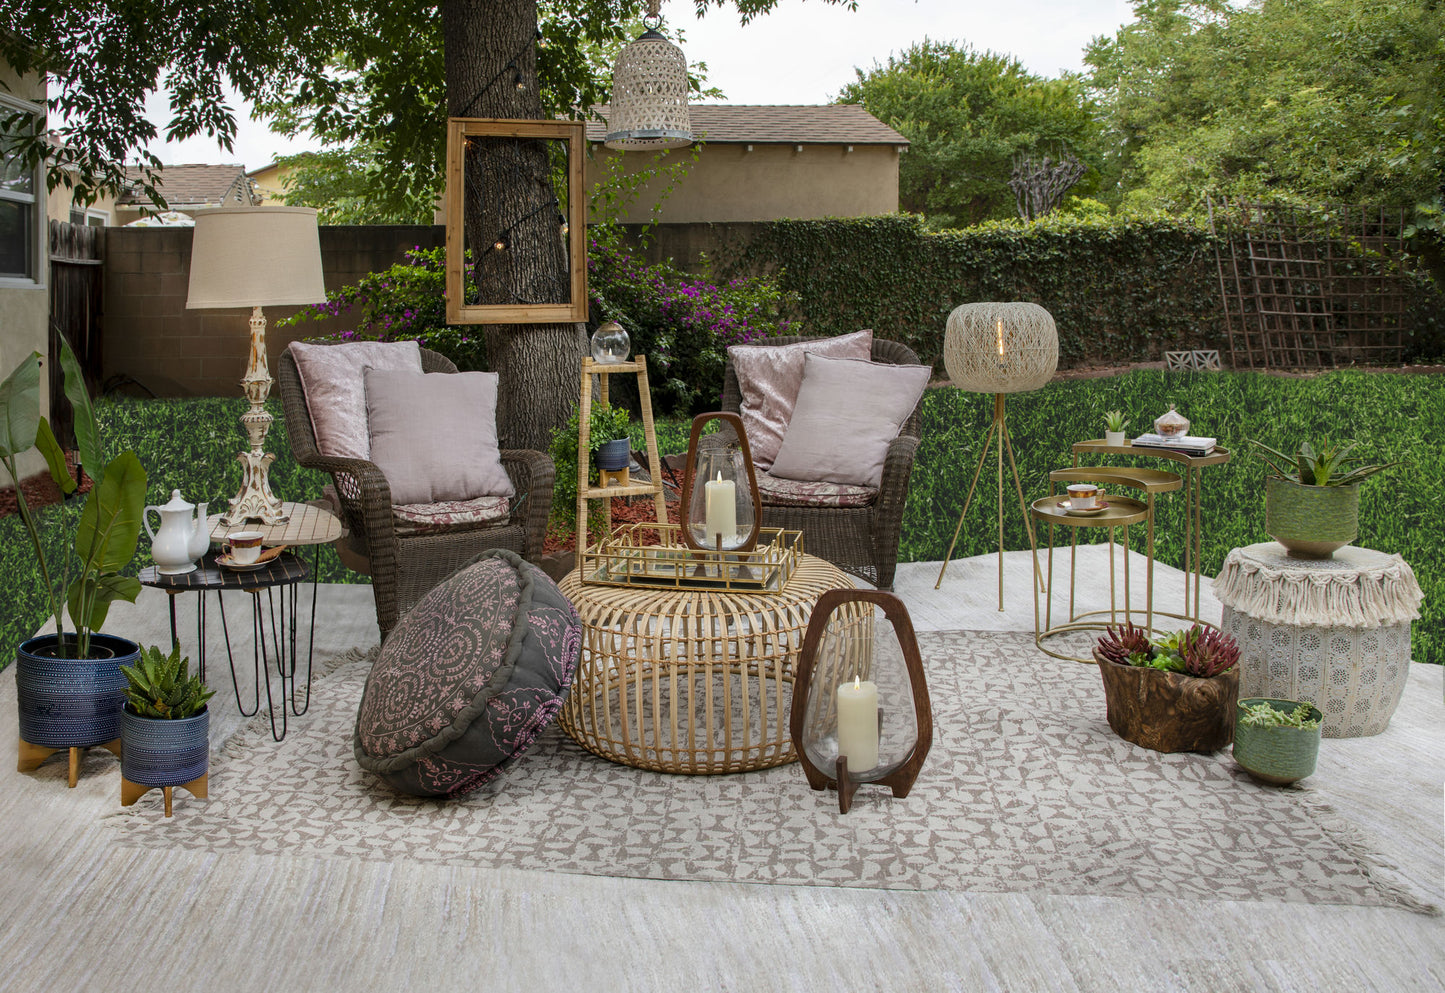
top-left (790, 588), bottom-right (933, 813)
top-left (679, 412), bottom-right (760, 553)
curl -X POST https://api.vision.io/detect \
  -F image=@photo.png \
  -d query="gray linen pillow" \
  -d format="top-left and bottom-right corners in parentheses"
top-left (364, 367), bottom-right (514, 505)
top-left (727, 330), bottom-right (873, 469)
top-left (769, 353), bottom-right (929, 487)
top-left (288, 340), bottom-right (422, 459)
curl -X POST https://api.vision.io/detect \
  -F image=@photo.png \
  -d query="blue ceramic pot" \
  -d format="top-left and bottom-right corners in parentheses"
top-left (16, 633), bottom-right (138, 748)
top-left (595, 438), bottom-right (631, 471)
top-left (121, 707), bottom-right (210, 787)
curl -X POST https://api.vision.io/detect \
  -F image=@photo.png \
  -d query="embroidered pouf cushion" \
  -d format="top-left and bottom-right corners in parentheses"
top-left (353, 549), bottom-right (581, 797)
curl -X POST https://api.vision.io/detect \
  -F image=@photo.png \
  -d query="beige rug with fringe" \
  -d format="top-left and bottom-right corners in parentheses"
top-left (105, 630), bottom-right (1435, 913)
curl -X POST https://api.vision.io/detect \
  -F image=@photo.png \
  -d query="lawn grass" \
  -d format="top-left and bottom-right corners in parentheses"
top-left (3, 370), bottom-right (1438, 668)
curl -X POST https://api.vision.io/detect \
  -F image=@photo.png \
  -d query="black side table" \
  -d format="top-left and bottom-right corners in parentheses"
top-left (139, 552), bottom-right (315, 741)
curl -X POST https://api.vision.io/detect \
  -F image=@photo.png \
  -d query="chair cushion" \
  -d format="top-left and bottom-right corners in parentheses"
top-left (353, 549), bottom-right (581, 798)
top-left (393, 495), bottom-right (512, 535)
top-left (757, 472), bottom-right (878, 508)
top-left (287, 340), bottom-right (422, 459)
top-left (770, 353), bottom-right (929, 488)
top-left (728, 330), bottom-right (873, 470)
top-left (364, 368), bottom-right (514, 505)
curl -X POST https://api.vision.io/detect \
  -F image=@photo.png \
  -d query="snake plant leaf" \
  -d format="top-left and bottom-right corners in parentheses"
top-left (0, 351), bottom-right (41, 462)
top-left (74, 450), bottom-right (146, 575)
top-left (57, 337), bottom-right (103, 485)
top-left (34, 418), bottom-right (78, 495)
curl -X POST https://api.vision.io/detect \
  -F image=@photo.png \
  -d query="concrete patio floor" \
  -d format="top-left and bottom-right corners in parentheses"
top-left (2, 548), bottom-right (1441, 992)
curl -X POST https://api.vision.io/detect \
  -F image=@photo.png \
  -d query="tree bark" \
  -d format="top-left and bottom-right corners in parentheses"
top-left (443, 0), bottom-right (586, 452)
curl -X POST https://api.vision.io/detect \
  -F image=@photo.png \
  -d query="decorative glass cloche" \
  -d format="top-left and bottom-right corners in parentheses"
top-left (590, 321), bottom-right (631, 363)
top-left (1153, 403), bottom-right (1190, 438)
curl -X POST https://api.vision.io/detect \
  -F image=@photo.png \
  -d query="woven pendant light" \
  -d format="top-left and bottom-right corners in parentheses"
top-left (606, 0), bottom-right (692, 150)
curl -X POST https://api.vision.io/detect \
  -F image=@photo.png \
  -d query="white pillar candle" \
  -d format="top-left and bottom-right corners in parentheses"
top-left (836, 676), bottom-right (879, 772)
top-left (703, 471), bottom-right (736, 546)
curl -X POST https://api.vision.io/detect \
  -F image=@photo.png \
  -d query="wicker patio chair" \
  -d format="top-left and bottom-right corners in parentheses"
top-left (278, 345), bottom-right (554, 642)
top-left (722, 336), bottom-right (923, 589)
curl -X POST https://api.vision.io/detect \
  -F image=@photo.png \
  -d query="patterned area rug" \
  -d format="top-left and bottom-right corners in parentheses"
top-left (107, 630), bottom-right (1427, 910)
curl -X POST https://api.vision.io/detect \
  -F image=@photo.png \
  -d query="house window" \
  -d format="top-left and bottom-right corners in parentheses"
top-left (0, 115), bottom-right (40, 282)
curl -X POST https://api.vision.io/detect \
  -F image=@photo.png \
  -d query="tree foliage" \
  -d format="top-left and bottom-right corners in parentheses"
top-left (836, 39), bottom-right (1100, 229)
top-left (1085, 0), bottom-right (1445, 213)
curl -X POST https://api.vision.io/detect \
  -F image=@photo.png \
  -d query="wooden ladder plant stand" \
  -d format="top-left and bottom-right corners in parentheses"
top-left (574, 355), bottom-right (669, 573)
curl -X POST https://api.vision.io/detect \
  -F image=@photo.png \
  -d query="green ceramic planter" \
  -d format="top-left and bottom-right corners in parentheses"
top-left (1233, 698), bottom-right (1322, 785)
top-left (1264, 477), bottom-right (1358, 559)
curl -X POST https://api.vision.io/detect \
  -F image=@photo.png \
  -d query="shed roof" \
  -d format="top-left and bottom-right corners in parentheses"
top-left (585, 104), bottom-right (907, 146)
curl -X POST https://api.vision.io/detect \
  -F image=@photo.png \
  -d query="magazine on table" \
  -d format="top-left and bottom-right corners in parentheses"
top-left (1131, 433), bottom-right (1217, 455)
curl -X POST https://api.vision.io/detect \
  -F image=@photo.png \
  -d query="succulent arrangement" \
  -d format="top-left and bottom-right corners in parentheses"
top-left (1251, 438), bottom-right (1403, 487)
top-left (1095, 622), bottom-right (1240, 678)
top-left (121, 644), bottom-right (215, 720)
top-left (1103, 409), bottom-right (1127, 433)
top-left (1238, 701), bottom-right (1321, 730)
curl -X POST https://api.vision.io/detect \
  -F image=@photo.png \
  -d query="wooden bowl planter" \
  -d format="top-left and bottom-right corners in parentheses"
top-left (120, 706), bottom-right (210, 817)
top-left (15, 633), bottom-right (138, 787)
top-left (1094, 650), bottom-right (1239, 753)
top-left (1232, 698), bottom-right (1322, 785)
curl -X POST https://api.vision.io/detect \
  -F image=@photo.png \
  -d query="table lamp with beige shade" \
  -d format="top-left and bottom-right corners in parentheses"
top-left (934, 301), bottom-right (1059, 607)
top-left (186, 205), bottom-right (326, 526)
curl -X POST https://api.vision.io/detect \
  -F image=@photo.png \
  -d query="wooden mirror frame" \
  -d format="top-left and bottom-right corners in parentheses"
top-left (444, 118), bottom-right (587, 325)
top-left (789, 588), bottom-right (934, 814)
top-left (678, 411), bottom-right (762, 553)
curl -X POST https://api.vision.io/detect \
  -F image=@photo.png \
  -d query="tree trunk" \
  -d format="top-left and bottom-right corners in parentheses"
top-left (443, 0), bottom-right (586, 452)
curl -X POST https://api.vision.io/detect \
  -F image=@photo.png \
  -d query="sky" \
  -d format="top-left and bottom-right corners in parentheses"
top-left (145, 0), bottom-right (1137, 171)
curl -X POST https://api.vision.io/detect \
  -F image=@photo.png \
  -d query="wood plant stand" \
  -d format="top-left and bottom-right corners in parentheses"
top-left (575, 355), bottom-right (669, 572)
top-left (120, 774), bottom-right (209, 818)
top-left (17, 739), bottom-right (122, 789)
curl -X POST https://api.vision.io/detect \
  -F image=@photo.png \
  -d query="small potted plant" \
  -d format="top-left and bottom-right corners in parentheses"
top-left (2, 342), bottom-right (148, 786)
top-left (1233, 698), bottom-right (1323, 785)
top-left (119, 644), bottom-right (214, 817)
top-left (590, 401), bottom-right (634, 480)
top-left (1251, 438), bottom-right (1404, 558)
top-left (1093, 622), bottom-right (1241, 753)
top-left (1103, 410), bottom-right (1128, 447)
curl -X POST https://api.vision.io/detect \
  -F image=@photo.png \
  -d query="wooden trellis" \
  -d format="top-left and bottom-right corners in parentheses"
top-left (1208, 198), bottom-right (1411, 369)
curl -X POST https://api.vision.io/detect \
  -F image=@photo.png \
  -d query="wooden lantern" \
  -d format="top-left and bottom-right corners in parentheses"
top-left (790, 589), bottom-right (933, 813)
top-left (678, 411), bottom-right (761, 553)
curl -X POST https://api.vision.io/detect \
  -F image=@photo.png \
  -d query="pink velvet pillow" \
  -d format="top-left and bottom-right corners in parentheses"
top-left (728, 330), bottom-right (873, 469)
top-left (288, 340), bottom-right (422, 459)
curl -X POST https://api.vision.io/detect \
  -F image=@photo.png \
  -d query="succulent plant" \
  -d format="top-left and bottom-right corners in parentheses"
top-left (1239, 701), bottom-right (1320, 730)
top-left (1103, 409), bottom-right (1127, 433)
top-left (1178, 624), bottom-right (1240, 678)
top-left (1251, 438), bottom-right (1404, 487)
top-left (1095, 621), bottom-right (1156, 667)
top-left (121, 643), bottom-right (215, 720)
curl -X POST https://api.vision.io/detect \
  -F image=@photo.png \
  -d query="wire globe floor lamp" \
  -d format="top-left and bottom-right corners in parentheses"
top-left (934, 302), bottom-right (1059, 607)
top-left (186, 205), bottom-right (327, 526)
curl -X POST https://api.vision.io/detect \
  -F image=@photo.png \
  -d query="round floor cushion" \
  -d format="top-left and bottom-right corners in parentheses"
top-left (354, 549), bottom-right (581, 797)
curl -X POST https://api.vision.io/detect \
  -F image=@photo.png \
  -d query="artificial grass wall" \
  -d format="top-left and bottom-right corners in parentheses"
top-left (3, 371), bottom-right (1439, 669)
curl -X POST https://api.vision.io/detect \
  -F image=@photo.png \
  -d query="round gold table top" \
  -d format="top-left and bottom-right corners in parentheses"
top-left (1030, 494), bottom-right (1149, 528)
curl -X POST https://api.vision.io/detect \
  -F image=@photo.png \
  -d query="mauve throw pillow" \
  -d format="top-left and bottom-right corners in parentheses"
top-left (728, 330), bottom-right (873, 469)
top-left (288, 340), bottom-right (422, 460)
top-left (769, 353), bottom-right (929, 487)
top-left (364, 368), bottom-right (514, 505)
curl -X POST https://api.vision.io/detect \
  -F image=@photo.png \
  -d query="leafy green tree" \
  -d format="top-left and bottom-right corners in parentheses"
top-left (1085, 0), bottom-right (1445, 213)
top-left (837, 39), bottom-right (1100, 228)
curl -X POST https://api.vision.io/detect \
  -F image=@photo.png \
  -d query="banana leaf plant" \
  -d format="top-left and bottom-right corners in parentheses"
top-left (0, 341), bottom-right (147, 658)
top-left (1250, 438), bottom-right (1405, 487)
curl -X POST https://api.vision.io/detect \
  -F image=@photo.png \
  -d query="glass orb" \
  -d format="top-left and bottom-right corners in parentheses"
top-left (590, 321), bottom-right (631, 363)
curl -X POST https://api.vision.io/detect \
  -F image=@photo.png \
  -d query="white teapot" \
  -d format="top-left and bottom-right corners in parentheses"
top-left (144, 490), bottom-right (210, 575)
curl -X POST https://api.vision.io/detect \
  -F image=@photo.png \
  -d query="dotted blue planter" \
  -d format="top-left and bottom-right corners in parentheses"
top-left (121, 707), bottom-right (210, 788)
top-left (16, 634), bottom-right (138, 749)
top-left (595, 438), bottom-right (631, 471)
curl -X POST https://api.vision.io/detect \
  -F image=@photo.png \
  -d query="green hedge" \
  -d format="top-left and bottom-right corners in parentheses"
top-left (907, 368), bottom-right (1441, 665)
top-left (715, 214), bottom-right (1445, 370)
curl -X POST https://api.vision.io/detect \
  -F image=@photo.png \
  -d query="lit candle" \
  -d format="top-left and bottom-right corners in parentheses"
top-left (836, 676), bottom-right (879, 772)
top-left (996, 318), bottom-right (1004, 357)
top-left (703, 471), bottom-right (735, 546)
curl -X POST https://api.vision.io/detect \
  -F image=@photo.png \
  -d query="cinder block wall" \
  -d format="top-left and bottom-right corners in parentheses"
top-left (103, 225), bottom-right (444, 396)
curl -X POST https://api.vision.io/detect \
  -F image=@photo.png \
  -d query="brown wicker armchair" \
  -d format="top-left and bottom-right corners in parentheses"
top-left (722, 336), bottom-right (923, 590)
top-left (278, 346), bottom-right (554, 642)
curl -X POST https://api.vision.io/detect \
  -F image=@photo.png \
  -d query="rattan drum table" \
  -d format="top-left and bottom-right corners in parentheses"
top-left (558, 554), bottom-right (852, 774)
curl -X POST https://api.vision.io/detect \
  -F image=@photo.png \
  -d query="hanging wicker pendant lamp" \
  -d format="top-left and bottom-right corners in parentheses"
top-left (606, 0), bottom-right (692, 150)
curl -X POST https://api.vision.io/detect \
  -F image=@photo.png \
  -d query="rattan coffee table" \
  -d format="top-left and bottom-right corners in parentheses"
top-left (557, 553), bottom-right (852, 774)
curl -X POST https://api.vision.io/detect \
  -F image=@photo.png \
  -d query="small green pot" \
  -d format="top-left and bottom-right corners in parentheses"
top-left (1264, 477), bottom-right (1358, 559)
top-left (1233, 698), bottom-right (1322, 785)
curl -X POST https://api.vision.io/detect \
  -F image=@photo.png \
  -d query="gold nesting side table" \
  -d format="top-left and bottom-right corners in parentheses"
top-left (1031, 467), bottom-right (1182, 663)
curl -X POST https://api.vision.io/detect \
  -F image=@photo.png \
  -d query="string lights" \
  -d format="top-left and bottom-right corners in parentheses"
top-left (456, 28), bottom-right (544, 118)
